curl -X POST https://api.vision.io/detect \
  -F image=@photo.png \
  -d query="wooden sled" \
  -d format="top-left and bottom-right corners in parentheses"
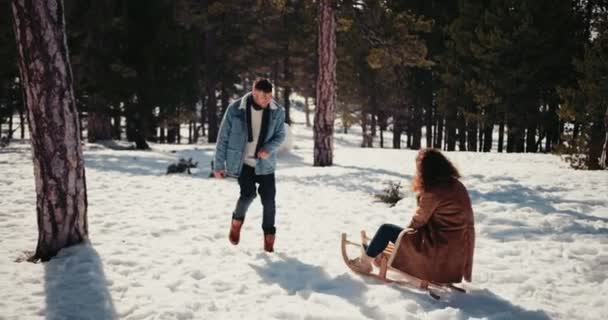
top-left (341, 230), bottom-right (466, 300)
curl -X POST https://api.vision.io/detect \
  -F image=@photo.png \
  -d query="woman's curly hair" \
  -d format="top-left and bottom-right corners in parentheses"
top-left (412, 148), bottom-right (461, 193)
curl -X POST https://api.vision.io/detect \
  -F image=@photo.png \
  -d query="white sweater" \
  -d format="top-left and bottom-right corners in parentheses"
top-left (243, 107), bottom-right (264, 167)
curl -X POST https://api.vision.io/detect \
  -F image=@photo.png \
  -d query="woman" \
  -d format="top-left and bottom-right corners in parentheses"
top-left (349, 148), bottom-right (475, 284)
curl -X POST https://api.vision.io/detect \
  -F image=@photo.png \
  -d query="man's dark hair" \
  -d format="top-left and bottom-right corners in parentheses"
top-left (253, 78), bottom-right (273, 93)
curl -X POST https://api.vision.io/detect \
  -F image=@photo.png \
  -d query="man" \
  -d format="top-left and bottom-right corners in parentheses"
top-left (213, 79), bottom-right (286, 252)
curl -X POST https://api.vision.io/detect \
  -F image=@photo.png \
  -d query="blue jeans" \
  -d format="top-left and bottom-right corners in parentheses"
top-left (232, 165), bottom-right (276, 235)
top-left (366, 224), bottom-right (403, 257)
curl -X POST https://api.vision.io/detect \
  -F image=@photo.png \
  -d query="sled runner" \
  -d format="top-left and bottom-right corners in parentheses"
top-left (341, 230), bottom-right (467, 300)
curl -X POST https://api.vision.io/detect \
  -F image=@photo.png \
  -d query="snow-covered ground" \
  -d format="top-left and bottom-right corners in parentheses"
top-left (1, 108), bottom-right (607, 320)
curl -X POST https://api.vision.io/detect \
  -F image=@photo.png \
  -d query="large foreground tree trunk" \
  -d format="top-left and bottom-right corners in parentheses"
top-left (12, 0), bottom-right (88, 262)
top-left (313, 0), bottom-right (337, 166)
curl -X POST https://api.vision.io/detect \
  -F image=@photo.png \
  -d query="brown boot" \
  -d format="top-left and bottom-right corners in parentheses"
top-left (229, 219), bottom-right (243, 245)
top-left (264, 234), bottom-right (275, 253)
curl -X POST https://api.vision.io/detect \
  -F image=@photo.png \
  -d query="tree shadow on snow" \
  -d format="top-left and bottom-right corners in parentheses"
top-left (84, 147), bottom-right (216, 178)
top-left (280, 163), bottom-right (412, 196)
top-left (44, 242), bottom-right (117, 320)
top-left (250, 253), bottom-right (388, 319)
top-left (250, 254), bottom-right (550, 319)
top-left (393, 285), bottom-right (552, 319)
top-left (277, 150), bottom-right (309, 168)
top-left (467, 176), bottom-right (608, 240)
top-left (333, 164), bottom-right (412, 181)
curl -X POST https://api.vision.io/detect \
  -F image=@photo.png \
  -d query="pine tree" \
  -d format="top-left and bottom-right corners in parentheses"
top-left (559, 10), bottom-right (608, 169)
top-left (12, 0), bottom-right (88, 261)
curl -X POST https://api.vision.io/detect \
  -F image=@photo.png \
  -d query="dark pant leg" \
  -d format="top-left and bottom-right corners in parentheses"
top-left (256, 172), bottom-right (276, 235)
top-left (366, 223), bottom-right (403, 257)
top-left (233, 165), bottom-right (257, 221)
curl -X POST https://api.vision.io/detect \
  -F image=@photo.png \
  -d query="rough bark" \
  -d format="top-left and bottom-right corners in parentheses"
top-left (313, 0), bottom-right (337, 166)
top-left (11, 0), bottom-right (88, 261)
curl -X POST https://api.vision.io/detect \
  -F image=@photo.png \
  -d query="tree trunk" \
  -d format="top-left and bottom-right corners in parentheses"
top-left (425, 98), bottom-right (433, 149)
top-left (220, 82), bottom-right (229, 118)
top-left (407, 130), bottom-right (412, 148)
top-left (125, 103), bottom-right (137, 142)
top-left (272, 61), bottom-right (279, 100)
top-left (525, 125), bottom-right (537, 153)
top-left (526, 106), bottom-right (538, 153)
top-left (378, 112), bottom-right (386, 148)
top-left (87, 108), bottom-right (113, 143)
top-left (557, 120), bottom-right (565, 145)
top-left (457, 112), bottom-right (466, 151)
top-left (434, 117), bottom-right (444, 149)
top-left (284, 86), bottom-right (292, 125)
top-left (600, 107), bottom-right (608, 169)
top-left (393, 130), bottom-right (402, 149)
top-left (478, 121), bottom-right (484, 152)
top-left (124, 104), bottom-right (148, 149)
top-left (112, 110), bottom-right (121, 140)
top-left (467, 118), bottom-right (478, 152)
top-left (515, 127), bottom-right (525, 152)
top-left (446, 109), bottom-right (456, 151)
top-left (206, 84), bottom-right (218, 143)
top-left (313, 0), bottom-right (336, 166)
top-left (133, 96), bottom-right (151, 149)
top-left (507, 109), bottom-right (524, 153)
top-left (393, 112), bottom-right (402, 149)
top-left (19, 107), bottom-right (25, 139)
top-left (378, 115), bottom-right (384, 149)
top-left (167, 127), bottom-right (178, 144)
top-left (160, 125), bottom-right (167, 143)
top-left (544, 103), bottom-right (558, 153)
top-left (283, 37), bottom-right (293, 125)
top-left (203, 1), bottom-right (218, 143)
top-left (573, 122), bottom-right (580, 140)
top-left (78, 110), bottom-right (84, 142)
top-left (483, 120), bottom-right (493, 152)
top-left (304, 96), bottom-right (311, 127)
top-left (177, 123), bottom-right (181, 144)
top-left (587, 107), bottom-right (607, 170)
top-left (371, 107), bottom-right (377, 137)
top-left (191, 30), bottom-right (202, 144)
top-left (361, 112), bottom-right (372, 148)
top-left (507, 123), bottom-right (526, 153)
top-left (11, 0), bottom-right (88, 261)
top-left (507, 124), bottom-right (514, 153)
top-left (205, 89), bottom-right (217, 144)
top-left (200, 96), bottom-right (206, 138)
top-left (412, 106), bottom-right (422, 150)
top-left (8, 107), bottom-right (14, 138)
top-left (498, 117), bottom-right (505, 153)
